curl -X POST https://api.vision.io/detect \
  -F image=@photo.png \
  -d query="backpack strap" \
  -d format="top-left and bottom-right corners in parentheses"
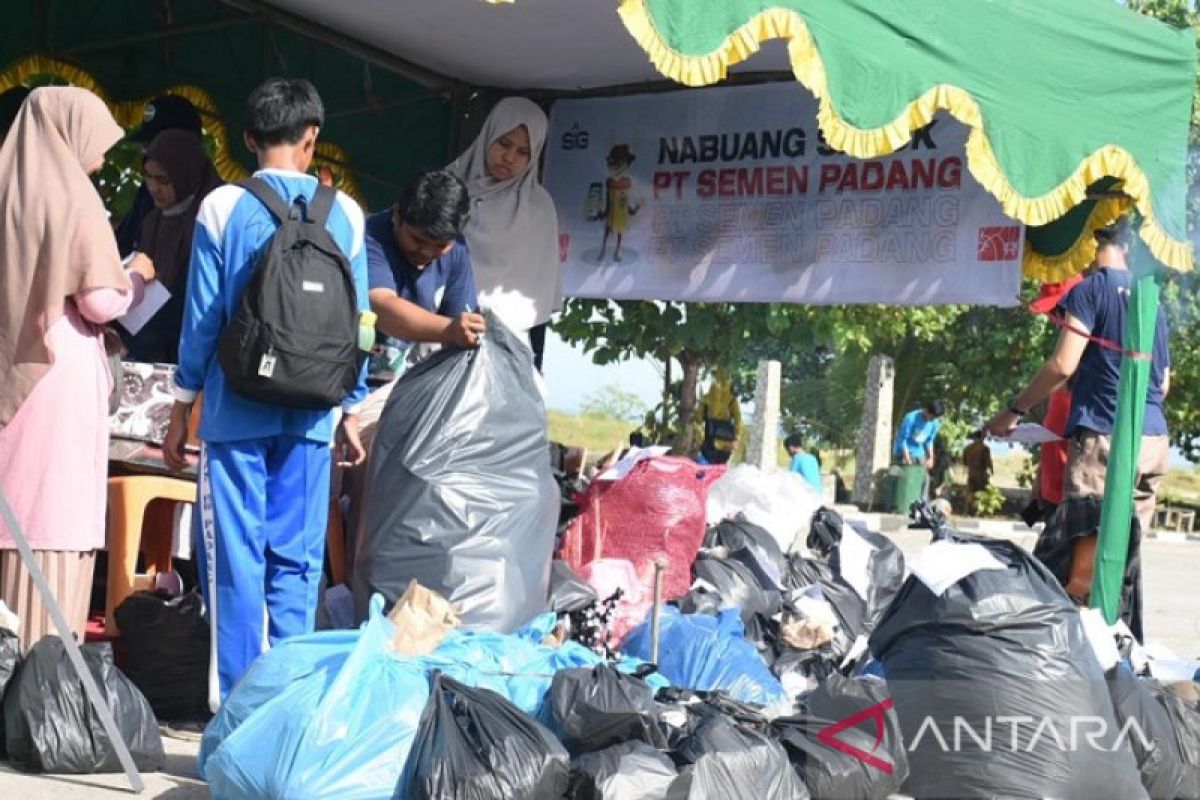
top-left (307, 184), bottom-right (337, 227)
top-left (238, 177), bottom-right (294, 223)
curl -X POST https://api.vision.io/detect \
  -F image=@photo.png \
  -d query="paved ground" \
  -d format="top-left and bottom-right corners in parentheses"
top-left (1, 526), bottom-right (1196, 798)
top-left (0, 733), bottom-right (205, 797)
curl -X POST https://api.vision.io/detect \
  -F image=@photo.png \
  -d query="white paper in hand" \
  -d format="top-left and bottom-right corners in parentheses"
top-left (117, 280), bottom-right (170, 335)
top-left (997, 422), bottom-right (1062, 445)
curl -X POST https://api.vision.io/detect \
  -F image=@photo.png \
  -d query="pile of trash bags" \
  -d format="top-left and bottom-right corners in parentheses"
top-left (202, 585), bottom-right (915, 800)
top-left (200, 596), bottom-right (666, 798)
top-left (203, 437), bottom-right (1200, 800)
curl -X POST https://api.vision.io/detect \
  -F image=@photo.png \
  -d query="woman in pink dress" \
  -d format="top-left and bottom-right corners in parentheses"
top-left (0, 87), bottom-right (156, 649)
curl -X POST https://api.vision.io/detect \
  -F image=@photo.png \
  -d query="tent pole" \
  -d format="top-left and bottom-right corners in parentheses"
top-left (1091, 243), bottom-right (1161, 626)
top-left (0, 486), bottom-right (144, 793)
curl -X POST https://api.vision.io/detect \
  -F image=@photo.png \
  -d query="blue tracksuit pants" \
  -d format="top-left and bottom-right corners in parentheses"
top-left (195, 436), bottom-right (330, 708)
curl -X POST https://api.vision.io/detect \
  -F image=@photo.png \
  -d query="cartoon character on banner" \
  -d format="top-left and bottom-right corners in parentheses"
top-left (595, 143), bottom-right (641, 263)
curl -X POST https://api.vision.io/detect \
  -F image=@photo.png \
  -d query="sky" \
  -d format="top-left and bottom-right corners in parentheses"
top-left (542, 327), bottom-right (663, 414)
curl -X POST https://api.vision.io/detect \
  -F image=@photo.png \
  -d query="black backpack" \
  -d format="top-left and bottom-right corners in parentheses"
top-left (218, 177), bottom-right (361, 410)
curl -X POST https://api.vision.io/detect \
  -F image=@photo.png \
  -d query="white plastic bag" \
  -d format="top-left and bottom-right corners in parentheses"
top-left (705, 465), bottom-right (820, 553)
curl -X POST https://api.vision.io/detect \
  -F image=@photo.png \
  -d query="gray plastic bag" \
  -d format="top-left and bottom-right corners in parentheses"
top-left (568, 741), bottom-right (682, 800)
top-left (354, 314), bottom-right (558, 631)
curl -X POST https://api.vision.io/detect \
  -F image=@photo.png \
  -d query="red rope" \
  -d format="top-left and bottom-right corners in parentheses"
top-left (1034, 307), bottom-right (1151, 361)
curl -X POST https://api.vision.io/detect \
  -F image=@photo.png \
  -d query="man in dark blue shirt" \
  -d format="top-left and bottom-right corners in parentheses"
top-left (366, 170), bottom-right (485, 373)
top-left (987, 218), bottom-right (1169, 634)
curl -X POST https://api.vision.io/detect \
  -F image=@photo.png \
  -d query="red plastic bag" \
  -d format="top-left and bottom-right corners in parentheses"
top-left (558, 457), bottom-right (724, 640)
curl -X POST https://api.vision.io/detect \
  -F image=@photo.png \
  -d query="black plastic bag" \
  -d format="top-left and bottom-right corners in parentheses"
top-left (1106, 666), bottom-right (1188, 799)
top-left (399, 672), bottom-right (569, 800)
top-left (567, 740), bottom-right (682, 800)
top-left (692, 554), bottom-right (779, 622)
top-left (869, 536), bottom-right (1145, 800)
top-left (0, 628), bottom-right (17, 699)
top-left (785, 556), bottom-right (865, 650)
top-left (1150, 680), bottom-right (1200, 800)
top-left (114, 589), bottom-right (210, 721)
top-left (4, 637), bottom-right (164, 773)
top-left (703, 517), bottom-right (787, 583)
top-left (673, 714), bottom-right (809, 800)
top-left (0, 627), bottom-right (17, 757)
top-left (674, 586), bottom-right (723, 617)
top-left (546, 665), bottom-right (668, 756)
top-left (355, 314), bottom-right (559, 631)
top-left (772, 647), bottom-right (840, 685)
top-left (806, 509), bottom-right (904, 632)
top-left (549, 560), bottom-right (599, 614)
top-left (773, 676), bottom-right (908, 800)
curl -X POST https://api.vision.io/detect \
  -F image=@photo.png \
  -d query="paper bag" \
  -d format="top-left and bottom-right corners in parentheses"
top-left (387, 580), bottom-right (459, 656)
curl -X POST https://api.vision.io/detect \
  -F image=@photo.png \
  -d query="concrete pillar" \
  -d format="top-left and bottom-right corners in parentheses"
top-left (853, 355), bottom-right (894, 508)
top-left (747, 360), bottom-right (781, 471)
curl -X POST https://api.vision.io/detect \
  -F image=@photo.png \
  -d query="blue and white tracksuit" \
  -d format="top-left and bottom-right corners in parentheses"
top-left (173, 169), bottom-right (368, 708)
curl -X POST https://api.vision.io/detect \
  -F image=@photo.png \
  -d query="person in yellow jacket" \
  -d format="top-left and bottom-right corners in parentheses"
top-left (696, 368), bottom-right (743, 465)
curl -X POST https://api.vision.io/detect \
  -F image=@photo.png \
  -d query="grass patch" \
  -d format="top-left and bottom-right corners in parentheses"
top-left (1160, 467), bottom-right (1200, 505)
top-left (547, 410), bottom-right (637, 456)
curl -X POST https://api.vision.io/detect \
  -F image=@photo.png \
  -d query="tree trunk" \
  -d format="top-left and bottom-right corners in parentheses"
top-left (677, 354), bottom-right (702, 455)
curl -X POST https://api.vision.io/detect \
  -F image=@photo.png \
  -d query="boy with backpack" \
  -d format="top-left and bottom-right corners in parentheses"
top-left (162, 78), bottom-right (368, 707)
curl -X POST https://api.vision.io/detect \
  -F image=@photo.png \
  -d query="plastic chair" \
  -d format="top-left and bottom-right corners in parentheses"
top-left (104, 475), bottom-right (196, 634)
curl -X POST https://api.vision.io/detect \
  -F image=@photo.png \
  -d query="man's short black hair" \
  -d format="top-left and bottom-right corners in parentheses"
top-left (784, 433), bottom-right (804, 450)
top-left (245, 78), bottom-right (323, 147)
top-left (971, 428), bottom-right (985, 440)
top-left (925, 400), bottom-right (946, 418)
top-left (1095, 215), bottom-right (1133, 249)
top-left (396, 170), bottom-right (471, 242)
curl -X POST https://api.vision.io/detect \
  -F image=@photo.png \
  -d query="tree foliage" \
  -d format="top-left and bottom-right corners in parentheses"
top-left (580, 383), bottom-right (649, 422)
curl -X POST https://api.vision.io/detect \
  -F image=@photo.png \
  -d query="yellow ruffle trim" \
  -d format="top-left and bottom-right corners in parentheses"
top-left (0, 55), bottom-right (364, 204)
top-left (616, 1), bottom-right (1194, 273)
top-left (1023, 195), bottom-right (1132, 283)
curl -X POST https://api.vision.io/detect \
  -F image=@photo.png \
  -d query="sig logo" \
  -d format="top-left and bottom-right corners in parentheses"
top-left (561, 123), bottom-right (589, 151)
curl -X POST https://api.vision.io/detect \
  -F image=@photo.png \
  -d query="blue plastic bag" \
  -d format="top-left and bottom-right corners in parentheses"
top-left (199, 628), bottom-right (357, 778)
top-left (204, 599), bottom-right (491, 799)
top-left (623, 608), bottom-right (786, 707)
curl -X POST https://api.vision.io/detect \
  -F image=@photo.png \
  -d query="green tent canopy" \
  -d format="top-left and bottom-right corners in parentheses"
top-left (617, 0), bottom-right (1197, 276)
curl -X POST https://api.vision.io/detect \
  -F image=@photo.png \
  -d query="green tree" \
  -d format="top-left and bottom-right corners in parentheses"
top-left (580, 383), bottom-right (649, 422)
top-left (555, 299), bottom-right (822, 452)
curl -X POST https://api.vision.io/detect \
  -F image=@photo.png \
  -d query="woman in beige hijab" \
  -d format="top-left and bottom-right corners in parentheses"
top-left (0, 87), bottom-right (156, 649)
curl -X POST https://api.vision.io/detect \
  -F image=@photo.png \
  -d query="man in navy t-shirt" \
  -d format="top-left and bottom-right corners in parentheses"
top-left (366, 170), bottom-right (485, 375)
top-left (987, 218), bottom-right (1169, 635)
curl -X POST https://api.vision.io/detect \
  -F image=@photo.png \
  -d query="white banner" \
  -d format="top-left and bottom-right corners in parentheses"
top-left (544, 83), bottom-right (1023, 306)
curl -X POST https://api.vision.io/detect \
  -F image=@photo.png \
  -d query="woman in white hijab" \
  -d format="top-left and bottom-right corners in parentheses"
top-left (447, 97), bottom-right (560, 369)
